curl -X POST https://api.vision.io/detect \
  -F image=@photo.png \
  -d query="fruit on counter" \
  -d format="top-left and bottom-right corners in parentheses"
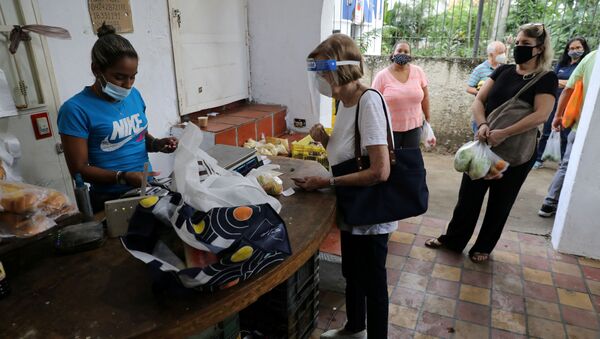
top-left (257, 174), bottom-right (283, 196)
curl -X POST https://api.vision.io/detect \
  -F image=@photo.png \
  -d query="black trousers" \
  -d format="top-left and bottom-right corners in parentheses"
top-left (438, 153), bottom-right (535, 256)
top-left (393, 127), bottom-right (422, 149)
top-left (340, 231), bottom-right (389, 339)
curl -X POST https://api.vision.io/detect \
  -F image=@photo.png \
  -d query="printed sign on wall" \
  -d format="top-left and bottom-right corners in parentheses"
top-left (88, 0), bottom-right (133, 34)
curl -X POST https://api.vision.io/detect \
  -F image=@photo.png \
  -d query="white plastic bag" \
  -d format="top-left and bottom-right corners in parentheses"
top-left (173, 123), bottom-right (282, 213)
top-left (541, 130), bottom-right (561, 163)
top-left (454, 141), bottom-right (509, 180)
top-left (421, 121), bottom-right (436, 149)
top-left (246, 164), bottom-right (284, 196)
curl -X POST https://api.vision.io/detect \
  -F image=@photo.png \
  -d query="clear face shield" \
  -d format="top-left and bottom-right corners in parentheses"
top-left (307, 59), bottom-right (361, 123)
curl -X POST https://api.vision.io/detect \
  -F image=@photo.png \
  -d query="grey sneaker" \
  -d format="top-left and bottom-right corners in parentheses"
top-left (320, 328), bottom-right (367, 339)
top-left (533, 161), bottom-right (544, 169)
top-left (538, 204), bottom-right (557, 217)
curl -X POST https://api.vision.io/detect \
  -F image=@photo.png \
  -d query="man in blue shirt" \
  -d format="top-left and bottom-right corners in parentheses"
top-left (466, 41), bottom-right (507, 132)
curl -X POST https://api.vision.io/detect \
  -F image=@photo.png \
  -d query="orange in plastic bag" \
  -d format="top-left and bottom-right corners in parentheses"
top-left (562, 80), bottom-right (584, 128)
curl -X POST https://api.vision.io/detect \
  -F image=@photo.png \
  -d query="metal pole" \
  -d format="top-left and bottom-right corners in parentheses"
top-left (473, 0), bottom-right (485, 58)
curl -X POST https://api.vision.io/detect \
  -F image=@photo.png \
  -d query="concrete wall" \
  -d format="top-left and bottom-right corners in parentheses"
top-left (37, 0), bottom-right (179, 176)
top-left (551, 51), bottom-right (600, 258)
top-left (247, 0), bottom-right (326, 133)
top-left (363, 56), bottom-right (483, 153)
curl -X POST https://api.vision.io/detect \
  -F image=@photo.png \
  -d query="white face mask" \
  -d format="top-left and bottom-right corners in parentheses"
top-left (316, 75), bottom-right (333, 97)
top-left (495, 53), bottom-right (507, 64)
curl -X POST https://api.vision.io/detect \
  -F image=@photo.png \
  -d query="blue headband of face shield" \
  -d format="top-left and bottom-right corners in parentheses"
top-left (307, 59), bottom-right (361, 72)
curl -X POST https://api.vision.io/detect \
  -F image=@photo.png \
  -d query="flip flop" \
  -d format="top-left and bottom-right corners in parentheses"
top-left (425, 238), bottom-right (443, 249)
top-left (470, 252), bottom-right (490, 263)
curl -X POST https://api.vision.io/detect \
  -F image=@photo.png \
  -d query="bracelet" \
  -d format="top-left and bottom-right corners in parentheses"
top-left (477, 122), bottom-right (489, 130)
top-left (115, 170), bottom-right (122, 184)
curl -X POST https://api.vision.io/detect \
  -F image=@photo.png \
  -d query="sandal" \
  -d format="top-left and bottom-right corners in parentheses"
top-left (425, 238), bottom-right (443, 249)
top-left (470, 252), bottom-right (490, 263)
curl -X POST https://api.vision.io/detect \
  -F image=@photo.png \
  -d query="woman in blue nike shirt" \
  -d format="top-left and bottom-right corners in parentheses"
top-left (58, 23), bottom-right (177, 212)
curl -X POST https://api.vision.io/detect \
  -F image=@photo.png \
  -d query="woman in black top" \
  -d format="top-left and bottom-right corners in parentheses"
top-left (425, 23), bottom-right (558, 262)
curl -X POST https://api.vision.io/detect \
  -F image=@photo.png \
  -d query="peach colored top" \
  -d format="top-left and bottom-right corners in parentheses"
top-left (372, 64), bottom-right (428, 132)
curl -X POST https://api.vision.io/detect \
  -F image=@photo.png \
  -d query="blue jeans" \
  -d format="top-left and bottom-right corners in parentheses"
top-left (544, 131), bottom-right (576, 206)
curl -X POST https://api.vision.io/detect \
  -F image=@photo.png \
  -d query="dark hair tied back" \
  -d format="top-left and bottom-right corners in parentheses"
top-left (91, 22), bottom-right (138, 71)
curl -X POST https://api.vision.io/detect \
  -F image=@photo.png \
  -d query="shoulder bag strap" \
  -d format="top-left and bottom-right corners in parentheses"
top-left (509, 70), bottom-right (549, 102)
top-left (353, 88), bottom-right (396, 170)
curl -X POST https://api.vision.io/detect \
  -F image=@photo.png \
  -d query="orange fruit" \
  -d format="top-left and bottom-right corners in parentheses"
top-left (495, 160), bottom-right (507, 171)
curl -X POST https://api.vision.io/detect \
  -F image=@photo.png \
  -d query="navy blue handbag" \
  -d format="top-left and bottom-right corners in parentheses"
top-left (330, 89), bottom-right (429, 226)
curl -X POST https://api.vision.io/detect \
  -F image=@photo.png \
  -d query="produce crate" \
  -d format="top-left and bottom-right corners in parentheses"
top-left (290, 129), bottom-right (332, 169)
top-left (240, 254), bottom-right (320, 339)
top-left (189, 313), bottom-right (240, 339)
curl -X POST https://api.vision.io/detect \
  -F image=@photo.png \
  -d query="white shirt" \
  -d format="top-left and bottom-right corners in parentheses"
top-left (327, 90), bottom-right (398, 235)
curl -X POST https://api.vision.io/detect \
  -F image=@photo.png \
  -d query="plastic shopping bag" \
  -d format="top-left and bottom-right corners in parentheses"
top-left (541, 130), bottom-right (561, 163)
top-left (246, 164), bottom-right (284, 196)
top-left (122, 193), bottom-right (291, 291)
top-left (173, 123), bottom-right (281, 213)
top-left (454, 141), bottom-right (509, 180)
top-left (421, 121), bottom-right (436, 149)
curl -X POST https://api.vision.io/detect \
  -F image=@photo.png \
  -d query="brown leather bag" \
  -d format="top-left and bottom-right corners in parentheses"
top-left (487, 71), bottom-right (548, 166)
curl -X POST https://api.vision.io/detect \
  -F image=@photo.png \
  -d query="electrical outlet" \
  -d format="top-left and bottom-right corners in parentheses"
top-left (294, 118), bottom-right (306, 128)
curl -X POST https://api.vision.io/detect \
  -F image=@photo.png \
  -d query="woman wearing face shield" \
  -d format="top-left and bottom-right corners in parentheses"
top-left (58, 23), bottom-right (178, 212)
top-left (294, 34), bottom-right (393, 339)
top-left (371, 41), bottom-right (430, 148)
top-left (425, 24), bottom-right (558, 263)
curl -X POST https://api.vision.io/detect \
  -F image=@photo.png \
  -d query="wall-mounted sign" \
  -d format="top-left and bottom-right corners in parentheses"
top-left (88, 0), bottom-right (133, 34)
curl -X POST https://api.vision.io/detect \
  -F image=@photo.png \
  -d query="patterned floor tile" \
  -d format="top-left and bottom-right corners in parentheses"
top-left (524, 281), bottom-right (558, 302)
top-left (431, 263), bottom-right (461, 282)
top-left (403, 258), bottom-right (436, 276)
top-left (387, 268), bottom-right (402, 286)
top-left (493, 273), bottom-right (524, 295)
top-left (491, 309), bottom-right (526, 334)
top-left (453, 320), bottom-right (490, 339)
top-left (435, 250), bottom-right (464, 267)
top-left (491, 290), bottom-right (525, 313)
top-left (419, 225), bottom-right (443, 237)
top-left (422, 294), bottom-right (456, 317)
top-left (416, 311), bottom-right (455, 339)
top-left (410, 246), bottom-right (438, 262)
top-left (578, 257), bottom-right (600, 269)
top-left (421, 216), bottom-right (447, 228)
top-left (527, 316), bottom-right (567, 339)
top-left (455, 301), bottom-right (490, 326)
top-left (554, 272), bottom-right (587, 292)
top-left (523, 267), bottom-right (554, 285)
top-left (552, 261), bottom-right (583, 277)
top-left (398, 272), bottom-right (429, 291)
top-left (493, 262), bottom-right (521, 276)
top-left (389, 304), bottom-right (419, 330)
top-left (565, 325), bottom-right (600, 339)
top-left (427, 278), bottom-right (460, 299)
top-left (557, 288), bottom-right (594, 310)
top-left (388, 324), bottom-right (415, 338)
top-left (460, 284), bottom-right (491, 305)
top-left (561, 305), bottom-right (600, 330)
top-left (388, 242), bottom-right (412, 256)
top-left (520, 244), bottom-right (549, 258)
top-left (493, 250), bottom-right (521, 265)
top-left (521, 254), bottom-right (551, 271)
top-left (391, 286), bottom-right (425, 309)
top-left (587, 279), bottom-right (600, 296)
top-left (390, 231), bottom-right (415, 245)
top-left (491, 328), bottom-right (526, 339)
top-left (525, 298), bottom-right (561, 321)
top-left (582, 266), bottom-right (600, 282)
top-left (461, 269), bottom-right (493, 288)
top-left (398, 221), bottom-right (420, 233)
top-left (386, 254), bottom-right (407, 270)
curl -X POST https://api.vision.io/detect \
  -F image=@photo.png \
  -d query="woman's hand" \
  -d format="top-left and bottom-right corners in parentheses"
top-left (292, 176), bottom-right (328, 191)
top-left (476, 124), bottom-right (490, 142)
top-left (487, 129), bottom-right (508, 147)
top-left (157, 137), bottom-right (178, 153)
top-left (552, 115), bottom-right (563, 131)
top-left (309, 124), bottom-right (329, 146)
top-left (124, 171), bottom-right (160, 187)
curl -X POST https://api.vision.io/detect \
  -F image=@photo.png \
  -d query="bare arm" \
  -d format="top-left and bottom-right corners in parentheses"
top-left (294, 145), bottom-right (390, 190)
top-left (61, 134), bottom-right (158, 187)
top-left (422, 86), bottom-right (431, 122)
top-left (466, 86), bottom-right (479, 96)
top-left (487, 93), bottom-right (556, 146)
top-left (558, 79), bottom-right (568, 88)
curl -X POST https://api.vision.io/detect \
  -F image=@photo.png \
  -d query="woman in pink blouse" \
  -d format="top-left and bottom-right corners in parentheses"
top-left (372, 41), bottom-right (430, 148)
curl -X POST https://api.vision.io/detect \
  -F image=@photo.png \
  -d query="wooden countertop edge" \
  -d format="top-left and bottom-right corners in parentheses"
top-left (135, 204), bottom-right (337, 338)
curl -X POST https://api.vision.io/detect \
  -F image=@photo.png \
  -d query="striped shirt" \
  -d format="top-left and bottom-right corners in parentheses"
top-left (467, 60), bottom-right (495, 88)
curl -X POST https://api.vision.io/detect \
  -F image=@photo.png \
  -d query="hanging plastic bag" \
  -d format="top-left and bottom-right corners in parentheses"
top-left (122, 193), bottom-right (292, 291)
top-left (173, 123), bottom-right (281, 213)
top-left (541, 130), bottom-right (561, 163)
top-left (421, 121), bottom-right (436, 149)
top-left (454, 141), bottom-right (509, 180)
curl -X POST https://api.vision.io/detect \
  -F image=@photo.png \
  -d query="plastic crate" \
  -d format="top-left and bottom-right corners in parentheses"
top-left (189, 313), bottom-right (240, 339)
top-left (240, 255), bottom-right (320, 338)
top-left (290, 130), bottom-right (332, 169)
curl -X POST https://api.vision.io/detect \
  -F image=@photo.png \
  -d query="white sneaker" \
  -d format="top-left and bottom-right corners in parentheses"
top-left (320, 328), bottom-right (367, 339)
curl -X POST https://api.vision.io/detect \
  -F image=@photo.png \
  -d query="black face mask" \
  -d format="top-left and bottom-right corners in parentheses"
top-left (513, 45), bottom-right (540, 64)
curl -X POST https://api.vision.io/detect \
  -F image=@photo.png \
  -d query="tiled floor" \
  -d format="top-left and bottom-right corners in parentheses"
top-left (312, 215), bottom-right (600, 338)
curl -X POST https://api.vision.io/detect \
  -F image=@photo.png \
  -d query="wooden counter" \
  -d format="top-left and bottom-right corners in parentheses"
top-left (0, 157), bottom-right (335, 338)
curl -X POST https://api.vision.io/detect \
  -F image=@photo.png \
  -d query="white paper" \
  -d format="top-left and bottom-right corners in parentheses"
top-left (282, 187), bottom-right (295, 197)
top-left (0, 69), bottom-right (18, 118)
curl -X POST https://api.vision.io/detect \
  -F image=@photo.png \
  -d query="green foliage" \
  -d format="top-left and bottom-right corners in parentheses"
top-left (359, 0), bottom-right (600, 58)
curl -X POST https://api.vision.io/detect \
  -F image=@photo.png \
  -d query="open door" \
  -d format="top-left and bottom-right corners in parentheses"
top-left (168, 0), bottom-right (251, 115)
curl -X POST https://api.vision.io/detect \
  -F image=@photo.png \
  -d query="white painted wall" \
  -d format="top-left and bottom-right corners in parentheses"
top-left (247, 0), bottom-right (328, 132)
top-left (37, 0), bottom-right (179, 176)
top-left (551, 50), bottom-right (600, 258)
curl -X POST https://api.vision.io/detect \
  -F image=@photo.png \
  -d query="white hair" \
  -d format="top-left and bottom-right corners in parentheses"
top-left (486, 41), bottom-right (505, 55)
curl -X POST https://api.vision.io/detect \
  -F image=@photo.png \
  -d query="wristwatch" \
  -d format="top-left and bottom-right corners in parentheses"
top-left (116, 171), bottom-right (128, 185)
top-left (329, 177), bottom-right (336, 186)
